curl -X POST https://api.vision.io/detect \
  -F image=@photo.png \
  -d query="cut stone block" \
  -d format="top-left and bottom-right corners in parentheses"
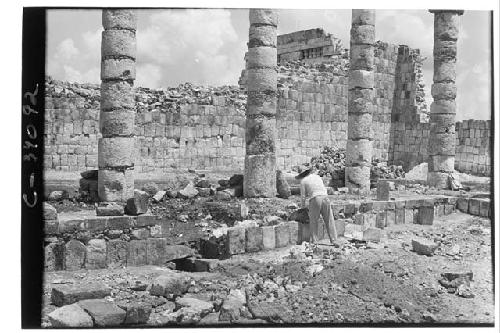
top-left (126, 189), bottom-right (149, 215)
top-left (244, 153), bottom-right (277, 198)
top-left (178, 182), bottom-right (199, 199)
top-left (375, 212), bottom-right (386, 229)
top-left (247, 68), bottom-right (278, 92)
top-left (344, 223), bottom-right (363, 240)
top-left (245, 227), bottom-right (263, 252)
top-left (43, 202), bottom-right (58, 220)
top-left (86, 239), bottom-right (107, 269)
top-left (45, 219), bottom-right (59, 235)
top-left (347, 113), bottom-right (373, 140)
top-left (352, 9), bottom-right (375, 25)
top-left (434, 204), bottom-right (445, 217)
top-left (404, 209), bottom-right (414, 224)
top-left (249, 25), bottom-right (277, 47)
top-left (348, 70), bottom-right (374, 90)
top-left (245, 117), bottom-right (276, 155)
top-left (395, 209), bottom-right (405, 224)
top-left (350, 25), bottom-right (375, 44)
top-left (363, 228), bottom-right (382, 243)
top-left (247, 46), bottom-right (277, 69)
top-left (376, 180), bottom-right (390, 201)
top-left (149, 273), bottom-right (191, 297)
top-left (98, 137), bottom-right (134, 168)
top-left (51, 282), bottom-right (111, 306)
top-left (117, 301), bottom-right (152, 324)
top-left (146, 238), bottom-right (166, 265)
top-left (99, 110), bottom-right (135, 137)
top-left (45, 242), bottom-right (65, 271)
top-left (58, 218), bottom-right (85, 233)
top-left (100, 80), bottom-right (135, 111)
top-left (385, 210), bottom-right (395, 227)
top-left (249, 8), bottom-right (278, 26)
top-left (78, 299), bottom-right (126, 327)
top-left (479, 199), bottom-right (491, 217)
top-left (412, 238), bottom-right (438, 256)
top-left (101, 58), bottom-right (136, 81)
top-left (417, 206), bottom-right (435, 225)
top-left (101, 29), bottom-right (136, 59)
top-left (102, 9), bottom-right (137, 30)
top-left (127, 240), bottom-right (147, 266)
top-left (106, 239), bottom-right (128, 268)
top-left (136, 213), bottom-right (163, 227)
top-left (65, 240), bottom-right (86, 271)
top-left (444, 204), bottom-right (454, 215)
top-left (98, 169), bottom-right (134, 202)
top-left (107, 216), bottom-right (135, 229)
top-left (96, 202), bottom-right (124, 216)
top-left (275, 223), bottom-right (290, 247)
top-left (288, 221), bottom-right (299, 245)
top-left (335, 219), bottom-right (346, 237)
top-left (47, 303), bottom-right (94, 328)
top-left (261, 225), bottom-right (276, 249)
top-left (468, 198), bottom-right (481, 216)
top-left (226, 227), bottom-right (246, 255)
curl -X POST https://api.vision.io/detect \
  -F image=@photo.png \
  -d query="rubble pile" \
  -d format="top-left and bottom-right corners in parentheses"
top-left (277, 57), bottom-right (349, 88)
top-left (292, 146), bottom-right (405, 188)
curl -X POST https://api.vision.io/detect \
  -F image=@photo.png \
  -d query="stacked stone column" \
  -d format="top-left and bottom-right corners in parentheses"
top-left (243, 9), bottom-right (278, 197)
top-left (98, 10), bottom-right (137, 202)
top-left (345, 10), bottom-right (375, 194)
top-left (427, 10), bottom-right (464, 188)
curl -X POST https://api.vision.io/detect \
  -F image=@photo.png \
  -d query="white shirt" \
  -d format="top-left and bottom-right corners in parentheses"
top-left (300, 173), bottom-right (327, 207)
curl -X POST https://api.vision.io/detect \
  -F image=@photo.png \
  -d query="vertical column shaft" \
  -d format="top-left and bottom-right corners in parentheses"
top-left (98, 9), bottom-right (137, 202)
top-left (345, 9), bottom-right (376, 194)
top-left (427, 10), bottom-right (464, 188)
top-left (243, 9), bottom-right (278, 197)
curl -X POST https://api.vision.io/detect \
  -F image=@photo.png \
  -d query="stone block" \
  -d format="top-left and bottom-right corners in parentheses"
top-left (100, 80), bottom-right (135, 110)
top-left (433, 61), bottom-right (456, 82)
top-left (412, 238), bottom-right (438, 256)
top-left (275, 223), bottom-right (290, 247)
top-left (99, 110), bottom-right (135, 137)
top-left (86, 239), bottom-right (107, 269)
top-left (417, 206), bottom-right (435, 225)
top-left (58, 218), bottom-right (85, 233)
top-left (45, 242), bottom-right (65, 271)
top-left (376, 180), bottom-right (390, 200)
top-left (127, 240), bottom-right (147, 266)
top-left (51, 282), bottom-right (111, 306)
top-left (348, 88), bottom-right (374, 114)
top-left (244, 153), bottom-right (276, 198)
top-left (149, 273), bottom-right (191, 297)
top-left (102, 9), bottom-right (137, 30)
top-left (45, 219), bottom-right (59, 235)
top-left (375, 211), bottom-right (386, 229)
top-left (98, 169), bottom-right (134, 202)
top-left (261, 226), bottom-right (276, 249)
top-left (385, 210), bottom-right (395, 227)
top-left (107, 216), bottom-right (135, 229)
top-left (431, 82), bottom-right (457, 100)
top-left (444, 204), bottom-right (455, 215)
top-left (101, 29), bottom-right (136, 59)
top-left (468, 198), bottom-right (480, 216)
top-left (430, 99), bottom-right (456, 115)
top-left (349, 70), bottom-right (374, 90)
top-left (249, 8), bottom-right (278, 26)
top-left (146, 238), bottom-right (167, 265)
top-left (96, 202), bottom-right (124, 216)
top-left (352, 9), bottom-right (375, 25)
top-left (347, 113), bottom-right (373, 140)
top-left (125, 189), bottom-right (149, 215)
top-left (363, 228), bottom-right (382, 242)
top-left (350, 24), bottom-right (375, 44)
top-left (479, 199), bottom-right (491, 217)
top-left (47, 303), bottom-right (94, 328)
top-left (226, 227), bottom-right (246, 255)
top-left (345, 165), bottom-right (371, 194)
top-left (178, 182), bottom-right (199, 199)
top-left (344, 223), bottom-right (363, 240)
top-left (245, 117), bottom-right (276, 155)
top-left (101, 58), bottom-right (136, 81)
top-left (130, 228), bottom-right (150, 240)
top-left (249, 25), bottom-right (277, 47)
top-left (434, 204), bottom-right (445, 217)
top-left (84, 218), bottom-right (107, 232)
top-left (106, 239), bottom-right (128, 268)
top-left (334, 219), bottom-right (346, 237)
top-left (247, 91), bottom-right (277, 116)
top-left (64, 240), bottom-right (86, 271)
top-left (245, 227), bottom-right (263, 252)
top-left (247, 46), bottom-right (276, 69)
top-left (117, 301), bottom-right (152, 325)
top-left (98, 137), bottom-right (134, 168)
top-left (288, 221), bottom-right (299, 245)
top-left (78, 299), bottom-right (126, 327)
top-left (404, 209), bottom-right (414, 224)
top-left (43, 202), bottom-right (58, 220)
top-left (136, 213), bottom-right (163, 227)
top-left (247, 68), bottom-right (278, 93)
top-left (349, 44), bottom-right (375, 71)
top-left (394, 208), bottom-right (405, 224)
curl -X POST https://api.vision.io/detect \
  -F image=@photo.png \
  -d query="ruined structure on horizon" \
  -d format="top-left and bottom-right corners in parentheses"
top-left (44, 9), bottom-right (490, 192)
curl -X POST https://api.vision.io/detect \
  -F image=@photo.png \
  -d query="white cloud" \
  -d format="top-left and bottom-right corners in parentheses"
top-left (62, 65), bottom-right (99, 84)
top-left (54, 38), bottom-right (79, 61)
top-left (136, 9), bottom-right (245, 86)
top-left (136, 63), bottom-right (162, 88)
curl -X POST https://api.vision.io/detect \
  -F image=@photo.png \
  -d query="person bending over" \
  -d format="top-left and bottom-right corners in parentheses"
top-left (296, 167), bottom-right (338, 244)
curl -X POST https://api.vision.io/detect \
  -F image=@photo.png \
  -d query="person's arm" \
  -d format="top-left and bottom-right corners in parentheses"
top-left (300, 180), bottom-right (306, 208)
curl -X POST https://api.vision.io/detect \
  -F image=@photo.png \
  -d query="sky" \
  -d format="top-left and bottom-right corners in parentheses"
top-left (46, 8), bottom-right (492, 121)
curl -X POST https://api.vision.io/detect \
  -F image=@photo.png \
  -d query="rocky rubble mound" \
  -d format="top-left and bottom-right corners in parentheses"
top-left (277, 57), bottom-right (349, 88)
top-left (292, 146), bottom-right (405, 188)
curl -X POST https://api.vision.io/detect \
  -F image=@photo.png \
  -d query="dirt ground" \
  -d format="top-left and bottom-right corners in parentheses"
top-left (42, 210), bottom-right (494, 326)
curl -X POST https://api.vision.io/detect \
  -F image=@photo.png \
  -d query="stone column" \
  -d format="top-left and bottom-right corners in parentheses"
top-left (345, 9), bottom-right (375, 194)
top-left (98, 10), bottom-right (137, 202)
top-left (243, 9), bottom-right (278, 197)
top-left (427, 10), bottom-right (464, 188)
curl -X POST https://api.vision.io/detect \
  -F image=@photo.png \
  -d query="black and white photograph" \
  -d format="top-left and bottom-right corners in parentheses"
top-left (11, 0), bottom-right (499, 330)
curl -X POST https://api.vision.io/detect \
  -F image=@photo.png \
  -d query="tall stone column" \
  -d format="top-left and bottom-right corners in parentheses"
top-left (98, 10), bottom-right (137, 202)
top-left (427, 10), bottom-right (464, 188)
top-left (243, 9), bottom-right (278, 197)
top-left (345, 10), bottom-right (375, 194)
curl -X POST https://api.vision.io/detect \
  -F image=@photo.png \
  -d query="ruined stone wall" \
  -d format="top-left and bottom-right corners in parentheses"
top-left (455, 120), bottom-right (492, 176)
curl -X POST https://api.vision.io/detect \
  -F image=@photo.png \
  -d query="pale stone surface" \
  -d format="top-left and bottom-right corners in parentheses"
top-left (244, 153), bottom-right (277, 198)
top-left (65, 239), bottom-right (87, 271)
top-left (149, 272), bottom-right (191, 297)
top-left (102, 9), bottom-right (137, 30)
top-left (352, 9), bottom-right (375, 25)
top-left (249, 25), bottom-right (277, 47)
top-left (247, 68), bottom-right (278, 92)
top-left (48, 303), bottom-right (94, 328)
top-left (98, 137), bottom-right (135, 168)
top-left (99, 110), bottom-right (135, 137)
top-left (348, 70), bottom-right (374, 89)
top-left (245, 227), bottom-right (263, 252)
top-left (431, 82), bottom-right (457, 100)
top-left (43, 202), bottom-right (58, 220)
top-left (430, 99), bottom-right (456, 115)
top-left (117, 301), bottom-right (152, 324)
top-left (101, 29), bottom-right (136, 59)
top-left (100, 80), bottom-right (135, 110)
top-left (86, 239), bottom-right (107, 269)
top-left (249, 8), bottom-right (278, 26)
top-left (98, 169), bottom-right (134, 202)
top-left (78, 299), bottom-right (126, 327)
top-left (226, 227), bottom-right (246, 255)
top-left (247, 47), bottom-right (277, 69)
top-left (261, 226), bottom-right (276, 249)
top-left (412, 237), bottom-right (438, 256)
top-left (101, 58), bottom-right (136, 81)
top-left (126, 189), bottom-right (149, 215)
top-left (347, 113), bottom-right (373, 139)
top-left (350, 25), bottom-right (375, 44)
top-left (51, 282), bottom-right (111, 306)
top-left (245, 117), bottom-right (276, 155)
